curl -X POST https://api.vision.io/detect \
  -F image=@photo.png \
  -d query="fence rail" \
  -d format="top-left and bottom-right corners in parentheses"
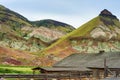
top-left (0, 73), bottom-right (88, 79)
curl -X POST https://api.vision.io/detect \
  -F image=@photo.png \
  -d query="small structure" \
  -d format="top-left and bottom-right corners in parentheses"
top-left (32, 67), bottom-right (92, 79)
top-left (32, 67), bottom-right (45, 74)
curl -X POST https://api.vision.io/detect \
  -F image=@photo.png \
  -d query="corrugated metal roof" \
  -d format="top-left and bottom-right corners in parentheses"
top-left (42, 67), bottom-right (90, 72)
top-left (54, 52), bottom-right (120, 68)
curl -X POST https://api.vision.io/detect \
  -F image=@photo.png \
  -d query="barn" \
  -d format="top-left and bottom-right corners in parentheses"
top-left (33, 51), bottom-right (120, 80)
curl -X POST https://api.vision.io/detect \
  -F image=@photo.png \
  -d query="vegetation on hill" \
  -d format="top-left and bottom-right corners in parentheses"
top-left (40, 9), bottom-right (120, 66)
top-left (0, 5), bottom-right (31, 32)
top-left (1, 4), bottom-right (120, 67)
top-left (0, 4), bottom-right (75, 66)
top-left (31, 19), bottom-right (75, 33)
top-left (0, 4), bottom-right (75, 51)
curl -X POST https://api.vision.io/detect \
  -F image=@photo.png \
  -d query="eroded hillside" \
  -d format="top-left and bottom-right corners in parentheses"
top-left (40, 9), bottom-right (120, 65)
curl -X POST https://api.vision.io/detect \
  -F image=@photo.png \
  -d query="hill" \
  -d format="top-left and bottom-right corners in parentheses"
top-left (31, 19), bottom-right (75, 33)
top-left (0, 4), bottom-right (75, 65)
top-left (40, 9), bottom-right (120, 65)
top-left (0, 4), bottom-right (75, 51)
top-left (0, 4), bottom-right (31, 31)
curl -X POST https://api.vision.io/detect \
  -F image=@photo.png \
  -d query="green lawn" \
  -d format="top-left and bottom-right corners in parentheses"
top-left (0, 65), bottom-right (35, 74)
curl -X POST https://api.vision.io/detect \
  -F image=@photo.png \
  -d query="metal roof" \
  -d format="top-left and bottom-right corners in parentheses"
top-left (54, 52), bottom-right (120, 69)
top-left (41, 67), bottom-right (90, 72)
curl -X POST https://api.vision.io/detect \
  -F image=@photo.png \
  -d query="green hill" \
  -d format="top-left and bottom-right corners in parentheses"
top-left (40, 9), bottom-right (120, 65)
top-left (31, 19), bottom-right (75, 33)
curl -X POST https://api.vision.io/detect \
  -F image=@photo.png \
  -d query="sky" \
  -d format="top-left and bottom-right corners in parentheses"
top-left (0, 0), bottom-right (120, 28)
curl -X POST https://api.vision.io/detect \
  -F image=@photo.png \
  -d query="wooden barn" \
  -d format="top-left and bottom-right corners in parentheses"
top-left (32, 51), bottom-right (120, 80)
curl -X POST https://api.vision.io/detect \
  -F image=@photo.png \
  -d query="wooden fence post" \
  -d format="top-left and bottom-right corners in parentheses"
top-left (79, 72), bottom-right (81, 80)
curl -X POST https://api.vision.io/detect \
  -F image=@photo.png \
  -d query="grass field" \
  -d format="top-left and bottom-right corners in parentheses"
top-left (0, 65), bottom-right (36, 74)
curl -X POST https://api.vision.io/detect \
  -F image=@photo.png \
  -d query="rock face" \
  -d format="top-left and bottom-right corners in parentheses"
top-left (100, 9), bottom-right (113, 15)
top-left (99, 9), bottom-right (118, 19)
top-left (28, 27), bottom-right (65, 42)
top-left (90, 9), bottom-right (120, 40)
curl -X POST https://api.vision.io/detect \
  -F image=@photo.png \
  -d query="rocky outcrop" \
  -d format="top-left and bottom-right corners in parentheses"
top-left (99, 9), bottom-right (118, 19)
